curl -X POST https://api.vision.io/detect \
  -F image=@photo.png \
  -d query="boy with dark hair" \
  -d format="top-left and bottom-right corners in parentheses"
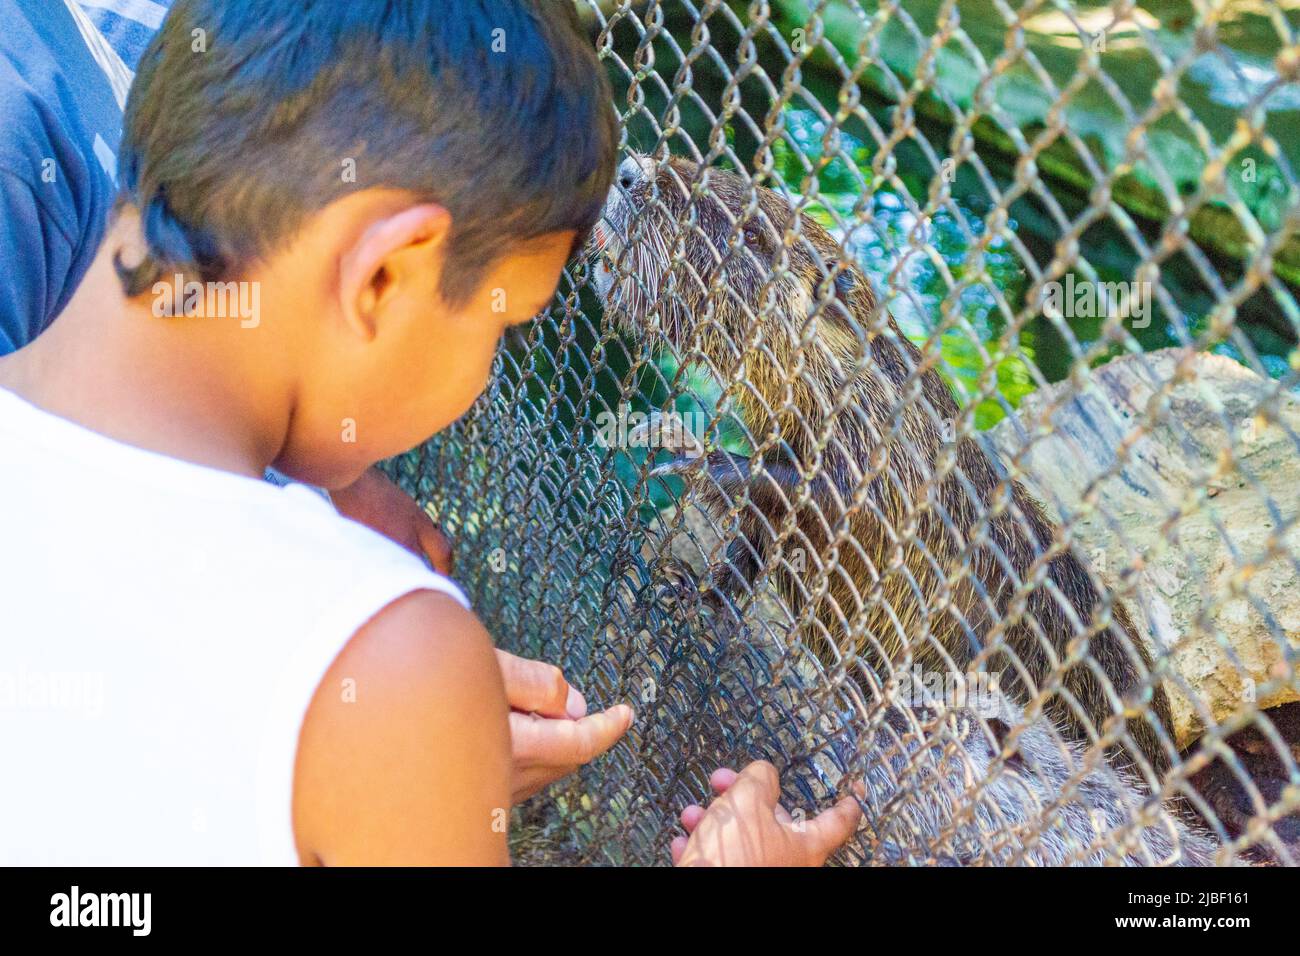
top-left (0, 0), bottom-right (453, 573)
top-left (0, 0), bottom-right (859, 865)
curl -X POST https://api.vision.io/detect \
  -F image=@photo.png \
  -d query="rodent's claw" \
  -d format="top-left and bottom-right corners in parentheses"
top-left (647, 452), bottom-right (703, 478)
top-left (649, 448), bottom-right (752, 483)
top-left (628, 410), bottom-right (707, 463)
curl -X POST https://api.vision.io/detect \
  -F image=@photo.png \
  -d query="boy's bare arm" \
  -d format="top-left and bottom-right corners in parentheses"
top-left (293, 591), bottom-right (513, 865)
top-left (329, 467), bottom-right (454, 574)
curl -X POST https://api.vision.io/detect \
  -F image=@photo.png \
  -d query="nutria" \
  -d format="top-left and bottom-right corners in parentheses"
top-left (863, 696), bottom-right (1220, 865)
top-left (621, 543), bottom-right (1221, 864)
top-left (590, 153), bottom-right (1175, 781)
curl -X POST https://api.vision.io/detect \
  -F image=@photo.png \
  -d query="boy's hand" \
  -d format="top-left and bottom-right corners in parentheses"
top-left (331, 474), bottom-right (630, 803)
top-left (330, 466), bottom-right (453, 574)
top-left (495, 650), bottom-right (634, 805)
top-left (672, 763), bottom-right (862, 867)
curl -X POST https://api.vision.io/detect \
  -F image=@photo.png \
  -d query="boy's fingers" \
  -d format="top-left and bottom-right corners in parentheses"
top-left (679, 804), bottom-right (705, 833)
top-left (512, 704), bottom-right (634, 766)
top-left (496, 651), bottom-right (585, 718)
top-left (568, 705), bottom-right (634, 763)
top-left (333, 467), bottom-right (456, 573)
top-left (708, 767), bottom-right (740, 794)
top-left (802, 794), bottom-right (864, 860)
top-left (733, 761), bottom-right (781, 804)
top-left (416, 518), bottom-right (454, 576)
top-left (671, 836), bottom-right (689, 865)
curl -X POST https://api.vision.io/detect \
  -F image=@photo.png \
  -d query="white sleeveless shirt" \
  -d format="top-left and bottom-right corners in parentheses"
top-left (0, 387), bottom-right (470, 865)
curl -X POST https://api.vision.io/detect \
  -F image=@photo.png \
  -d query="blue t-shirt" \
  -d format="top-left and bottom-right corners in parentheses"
top-left (0, 0), bottom-right (126, 354)
top-left (76, 0), bottom-right (170, 71)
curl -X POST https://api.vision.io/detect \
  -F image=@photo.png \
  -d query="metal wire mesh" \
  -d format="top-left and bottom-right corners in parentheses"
top-left (388, 0), bottom-right (1300, 865)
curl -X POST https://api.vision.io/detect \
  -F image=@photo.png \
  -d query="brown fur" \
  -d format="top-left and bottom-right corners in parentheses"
top-left (594, 155), bottom-right (1174, 780)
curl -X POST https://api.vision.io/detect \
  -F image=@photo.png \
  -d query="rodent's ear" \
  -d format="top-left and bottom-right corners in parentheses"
top-left (826, 266), bottom-right (879, 327)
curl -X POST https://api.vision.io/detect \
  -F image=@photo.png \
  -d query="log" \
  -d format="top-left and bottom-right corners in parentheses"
top-left (984, 348), bottom-right (1300, 747)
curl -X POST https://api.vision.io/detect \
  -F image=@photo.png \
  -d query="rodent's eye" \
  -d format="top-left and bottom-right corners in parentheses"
top-left (616, 156), bottom-right (643, 194)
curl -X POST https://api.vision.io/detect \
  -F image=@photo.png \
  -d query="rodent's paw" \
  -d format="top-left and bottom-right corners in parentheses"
top-left (627, 409), bottom-right (707, 466)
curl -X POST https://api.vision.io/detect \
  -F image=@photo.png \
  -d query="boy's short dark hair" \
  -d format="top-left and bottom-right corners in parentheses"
top-left (115, 0), bottom-right (618, 306)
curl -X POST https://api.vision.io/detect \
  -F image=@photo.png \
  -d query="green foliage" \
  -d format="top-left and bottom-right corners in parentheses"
top-left (774, 0), bottom-right (1300, 273)
top-left (773, 106), bottom-right (1036, 427)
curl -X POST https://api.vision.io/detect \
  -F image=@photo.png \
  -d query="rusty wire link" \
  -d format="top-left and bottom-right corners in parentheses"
top-left (387, 0), bottom-right (1300, 865)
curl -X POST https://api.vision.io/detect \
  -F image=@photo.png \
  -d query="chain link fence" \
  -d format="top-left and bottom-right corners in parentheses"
top-left (388, 0), bottom-right (1300, 865)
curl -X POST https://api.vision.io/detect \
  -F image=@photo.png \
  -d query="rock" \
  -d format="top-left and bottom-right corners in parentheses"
top-left (984, 348), bottom-right (1300, 747)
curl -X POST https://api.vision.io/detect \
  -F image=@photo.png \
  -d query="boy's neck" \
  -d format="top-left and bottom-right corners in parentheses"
top-left (0, 218), bottom-right (296, 480)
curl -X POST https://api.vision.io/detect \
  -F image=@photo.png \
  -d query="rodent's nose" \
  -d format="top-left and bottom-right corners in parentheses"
top-left (617, 156), bottom-right (641, 191)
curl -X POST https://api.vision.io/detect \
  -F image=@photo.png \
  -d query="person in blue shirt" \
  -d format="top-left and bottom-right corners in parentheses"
top-left (76, 0), bottom-right (171, 71)
top-left (1, 0), bottom-right (170, 353)
top-left (0, 0), bottom-right (126, 353)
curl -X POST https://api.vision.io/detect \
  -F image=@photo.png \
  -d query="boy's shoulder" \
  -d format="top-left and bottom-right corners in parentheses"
top-left (293, 587), bottom-right (512, 864)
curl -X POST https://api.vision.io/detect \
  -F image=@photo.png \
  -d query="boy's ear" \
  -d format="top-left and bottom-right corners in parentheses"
top-left (338, 203), bottom-right (452, 340)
